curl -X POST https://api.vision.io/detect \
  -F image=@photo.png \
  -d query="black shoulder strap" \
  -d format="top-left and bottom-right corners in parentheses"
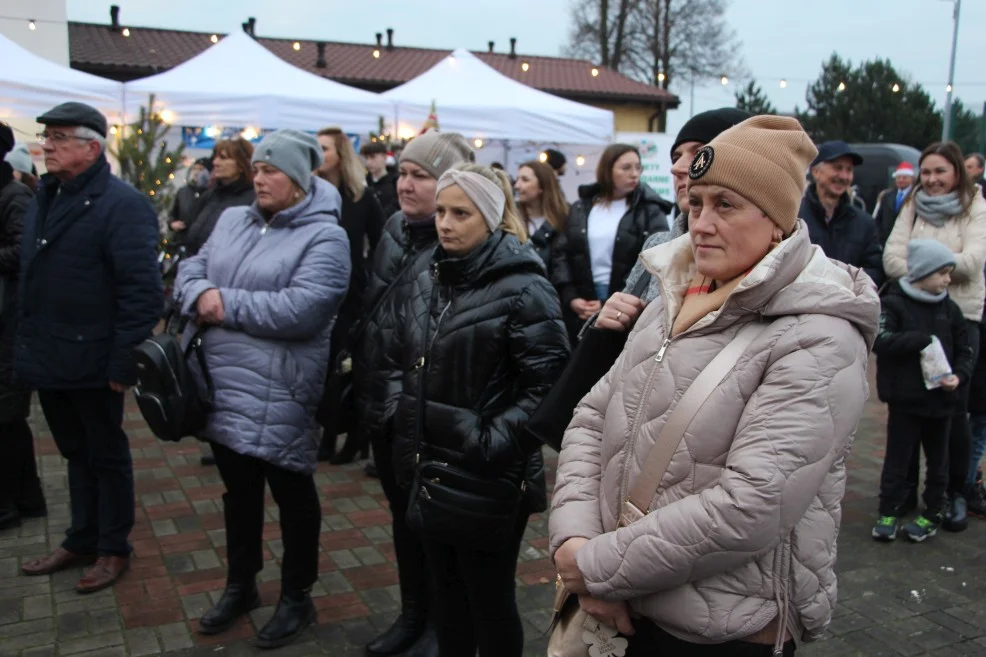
top-left (630, 271), bottom-right (652, 298)
top-left (184, 327), bottom-right (215, 405)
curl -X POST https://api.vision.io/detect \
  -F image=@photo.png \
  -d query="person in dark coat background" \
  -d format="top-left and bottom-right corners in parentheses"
top-left (391, 163), bottom-right (569, 657)
top-left (0, 123), bottom-right (44, 532)
top-left (313, 127), bottom-right (385, 464)
top-left (15, 103), bottom-right (162, 593)
top-left (514, 160), bottom-right (568, 281)
top-left (551, 143), bottom-right (672, 342)
top-left (352, 129), bottom-right (473, 657)
top-left (965, 153), bottom-right (985, 199)
top-left (873, 162), bottom-right (916, 248)
top-left (184, 138), bottom-right (255, 256)
top-left (800, 141), bottom-right (884, 286)
top-left (168, 157), bottom-right (211, 241)
top-left (361, 141), bottom-right (400, 220)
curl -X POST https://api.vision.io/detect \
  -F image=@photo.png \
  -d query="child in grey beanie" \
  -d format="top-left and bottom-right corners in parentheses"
top-left (252, 130), bottom-right (323, 191)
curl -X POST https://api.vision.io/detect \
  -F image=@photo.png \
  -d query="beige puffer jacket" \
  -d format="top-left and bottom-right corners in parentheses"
top-left (883, 189), bottom-right (986, 321)
top-left (549, 221), bottom-right (880, 645)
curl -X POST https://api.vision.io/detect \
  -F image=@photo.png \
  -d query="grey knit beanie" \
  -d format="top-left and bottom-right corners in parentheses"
top-left (906, 239), bottom-right (956, 283)
top-left (251, 129), bottom-right (323, 191)
top-left (4, 144), bottom-right (32, 175)
top-left (399, 129), bottom-right (473, 179)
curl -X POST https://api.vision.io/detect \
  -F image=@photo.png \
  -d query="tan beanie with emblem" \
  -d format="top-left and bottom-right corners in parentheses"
top-left (399, 129), bottom-right (474, 180)
top-left (686, 115), bottom-right (817, 234)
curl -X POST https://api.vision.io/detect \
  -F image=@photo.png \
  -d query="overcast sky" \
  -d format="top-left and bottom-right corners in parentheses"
top-left (68, 0), bottom-right (986, 136)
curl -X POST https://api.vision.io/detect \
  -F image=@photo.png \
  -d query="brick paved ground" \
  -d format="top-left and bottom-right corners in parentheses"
top-left (1, 364), bottom-right (985, 656)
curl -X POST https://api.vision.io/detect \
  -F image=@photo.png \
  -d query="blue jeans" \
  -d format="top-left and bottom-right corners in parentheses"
top-left (594, 282), bottom-right (609, 302)
top-left (38, 389), bottom-right (134, 556)
top-left (968, 413), bottom-right (986, 486)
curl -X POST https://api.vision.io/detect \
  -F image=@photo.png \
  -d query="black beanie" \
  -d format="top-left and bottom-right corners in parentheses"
top-left (671, 107), bottom-right (753, 158)
top-left (194, 157), bottom-right (213, 171)
top-left (544, 148), bottom-right (566, 171)
top-left (0, 122), bottom-right (14, 158)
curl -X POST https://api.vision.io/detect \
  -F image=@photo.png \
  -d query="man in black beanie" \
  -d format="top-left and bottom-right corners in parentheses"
top-left (544, 148), bottom-right (567, 177)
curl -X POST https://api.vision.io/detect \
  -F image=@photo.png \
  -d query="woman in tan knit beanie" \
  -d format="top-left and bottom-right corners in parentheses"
top-left (549, 116), bottom-right (881, 655)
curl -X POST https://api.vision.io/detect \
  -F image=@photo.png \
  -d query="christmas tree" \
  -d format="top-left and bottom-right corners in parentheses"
top-left (111, 94), bottom-right (185, 221)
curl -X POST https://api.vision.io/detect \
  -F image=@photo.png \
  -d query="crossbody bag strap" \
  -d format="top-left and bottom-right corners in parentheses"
top-left (624, 321), bottom-right (766, 518)
top-left (184, 327), bottom-right (215, 405)
top-left (350, 252), bottom-right (421, 350)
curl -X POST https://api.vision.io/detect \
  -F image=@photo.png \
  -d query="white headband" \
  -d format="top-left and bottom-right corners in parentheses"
top-left (436, 169), bottom-right (506, 233)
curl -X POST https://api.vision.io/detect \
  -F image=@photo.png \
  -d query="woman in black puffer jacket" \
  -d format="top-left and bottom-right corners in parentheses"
top-left (551, 143), bottom-right (673, 341)
top-left (184, 138), bottom-right (256, 256)
top-left (391, 163), bottom-right (570, 657)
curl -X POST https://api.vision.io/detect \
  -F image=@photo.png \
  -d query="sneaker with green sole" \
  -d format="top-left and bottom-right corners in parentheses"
top-left (904, 514), bottom-right (941, 542)
top-left (871, 516), bottom-right (899, 541)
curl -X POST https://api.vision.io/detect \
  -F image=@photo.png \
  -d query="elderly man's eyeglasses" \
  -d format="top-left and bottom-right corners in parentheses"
top-left (36, 131), bottom-right (91, 145)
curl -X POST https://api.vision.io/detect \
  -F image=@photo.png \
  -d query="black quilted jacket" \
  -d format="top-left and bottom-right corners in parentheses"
top-left (0, 169), bottom-right (32, 421)
top-left (352, 214), bottom-right (440, 446)
top-left (15, 156), bottom-right (162, 389)
top-left (391, 231), bottom-right (570, 512)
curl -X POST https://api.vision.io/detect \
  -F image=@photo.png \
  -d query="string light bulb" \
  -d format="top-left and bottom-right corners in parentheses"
top-left (473, 138), bottom-right (484, 148)
top-left (165, 157), bottom-right (172, 164)
top-left (538, 151), bottom-right (549, 163)
top-left (293, 42), bottom-right (301, 51)
top-left (779, 79), bottom-right (788, 88)
top-left (28, 19), bottom-right (36, 31)
top-left (159, 109), bottom-right (175, 124)
top-left (946, 84), bottom-right (953, 93)
top-left (720, 75), bottom-right (729, 85)
top-left (837, 81), bottom-right (846, 92)
top-left (148, 190), bottom-right (155, 196)
top-left (575, 155), bottom-right (585, 167)
top-left (590, 68), bottom-right (599, 77)
top-left (168, 173), bottom-right (175, 180)
top-left (109, 126), bottom-right (119, 135)
top-left (657, 72), bottom-right (666, 83)
top-left (122, 28), bottom-right (130, 37)
top-left (521, 62), bottom-right (530, 72)
top-left (892, 83), bottom-right (900, 93)
top-left (373, 49), bottom-right (380, 58)
top-left (210, 34), bottom-right (219, 44)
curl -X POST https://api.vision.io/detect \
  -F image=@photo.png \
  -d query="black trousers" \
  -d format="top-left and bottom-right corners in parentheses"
top-left (0, 417), bottom-right (45, 513)
top-left (626, 619), bottom-right (795, 657)
top-left (38, 389), bottom-right (133, 556)
top-left (371, 434), bottom-right (430, 617)
top-left (421, 513), bottom-right (528, 657)
top-left (880, 408), bottom-right (950, 517)
top-left (211, 442), bottom-right (320, 594)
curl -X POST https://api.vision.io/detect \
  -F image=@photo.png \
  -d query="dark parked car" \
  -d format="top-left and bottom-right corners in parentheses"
top-left (849, 143), bottom-right (921, 212)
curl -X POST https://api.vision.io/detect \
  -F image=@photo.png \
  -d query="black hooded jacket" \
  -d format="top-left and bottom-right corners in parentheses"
top-left (551, 182), bottom-right (672, 306)
top-left (799, 184), bottom-right (884, 286)
top-left (391, 232), bottom-right (570, 512)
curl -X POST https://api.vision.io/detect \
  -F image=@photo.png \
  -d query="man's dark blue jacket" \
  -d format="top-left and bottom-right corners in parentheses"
top-left (799, 183), bottom-right (885, 287)
top-left (15, 155), bottom-right (162, 389)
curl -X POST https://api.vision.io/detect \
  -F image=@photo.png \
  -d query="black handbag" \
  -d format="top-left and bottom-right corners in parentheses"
top-left (522, 273), bottom-right (652, 452)
top-left (132, 315), bottom-right (214, 443)
top-left (403, 284), bottom-right (524, 550)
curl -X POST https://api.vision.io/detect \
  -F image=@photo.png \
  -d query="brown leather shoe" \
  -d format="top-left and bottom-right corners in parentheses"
top-left (76, 556), bottom-right (130, 594)
top-left (21, 548), bottom-right (98, 576)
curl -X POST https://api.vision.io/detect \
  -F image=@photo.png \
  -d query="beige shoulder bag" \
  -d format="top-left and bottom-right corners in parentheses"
top-left (547, 321), bottom-right (766, 657)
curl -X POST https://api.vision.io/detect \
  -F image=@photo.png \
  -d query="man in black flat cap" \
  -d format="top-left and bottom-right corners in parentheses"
top-left (16, 102), bottom-right (162, 594)
top-left (799, 140), bottom-right (884, 286)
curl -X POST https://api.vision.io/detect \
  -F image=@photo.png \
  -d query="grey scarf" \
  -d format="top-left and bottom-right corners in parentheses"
top-left (914, 189), bottom-right (964, 227)
top-left (900, 279), bottom-right (947, 303)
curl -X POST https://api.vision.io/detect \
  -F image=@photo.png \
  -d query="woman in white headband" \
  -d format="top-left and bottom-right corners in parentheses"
top-left (389, 163), bottom-right (570, 656)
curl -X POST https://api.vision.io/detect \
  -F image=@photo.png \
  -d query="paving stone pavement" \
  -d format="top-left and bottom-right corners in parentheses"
top-left (1, 362), bottom-right (985, 656)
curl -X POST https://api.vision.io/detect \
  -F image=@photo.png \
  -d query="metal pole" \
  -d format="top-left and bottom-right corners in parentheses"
top-left (942, 0), bottom-right (961, 142)
top-left (690, 79), bottom-right (695, 118)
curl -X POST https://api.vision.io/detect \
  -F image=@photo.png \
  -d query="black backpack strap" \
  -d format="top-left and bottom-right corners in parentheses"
top-left (184, 327), bottom-right (215, 405)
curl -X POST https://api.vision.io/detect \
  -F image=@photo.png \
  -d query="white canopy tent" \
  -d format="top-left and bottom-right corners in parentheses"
top-left (383, 49), bottom-right (613, 145)
top-left (0, 33), bottom-right (124, 122)
top-left (123, 32), bottom-right (393, 133)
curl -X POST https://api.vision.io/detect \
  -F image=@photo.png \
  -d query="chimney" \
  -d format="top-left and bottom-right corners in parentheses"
top-left (109, 5), bottom-right (120, 30)
top-left (488, 41), bottom-right (495, 53)
top-left (315, 42), bottom-right (327, 68)
top-left (247, 17), bottom-right (256, 36)
top-left (376, 32), bottom-right (383, 48)
top-left (386, 28), bottom-right (394, 50)
top-left (509, 37), bottom-right (517, 59)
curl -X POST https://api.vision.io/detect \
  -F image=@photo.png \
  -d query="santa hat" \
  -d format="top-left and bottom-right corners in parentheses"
top-left (894, 162), bottom-right (915, 178)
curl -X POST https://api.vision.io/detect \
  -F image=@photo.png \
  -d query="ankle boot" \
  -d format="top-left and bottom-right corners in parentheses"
top-left (256, 591), bottom-right (316, 649)
top-left (366, 600), bottom-right (427, 656)
top-left (198, 581), bottom-right (261, 635)
top-left (401, 624), bottom-right (439, 657)
top-left (330, 432), bottom-right (367, 465)
top-left (943, 492), bottom-right (968, 532)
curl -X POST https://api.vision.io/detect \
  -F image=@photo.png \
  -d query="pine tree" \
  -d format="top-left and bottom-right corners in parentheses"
top-left (734, 81), bottom-right (776, 115)
top-left (111, 94), bottom-right (185, 221)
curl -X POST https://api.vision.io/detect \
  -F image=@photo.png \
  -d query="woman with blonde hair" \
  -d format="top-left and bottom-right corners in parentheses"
top-left (314, 127), bottom-right (385, 463)
top-left (515, 160), bottom-right (567, 279)
top-left (391, 163), bottom-right (568, 656)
